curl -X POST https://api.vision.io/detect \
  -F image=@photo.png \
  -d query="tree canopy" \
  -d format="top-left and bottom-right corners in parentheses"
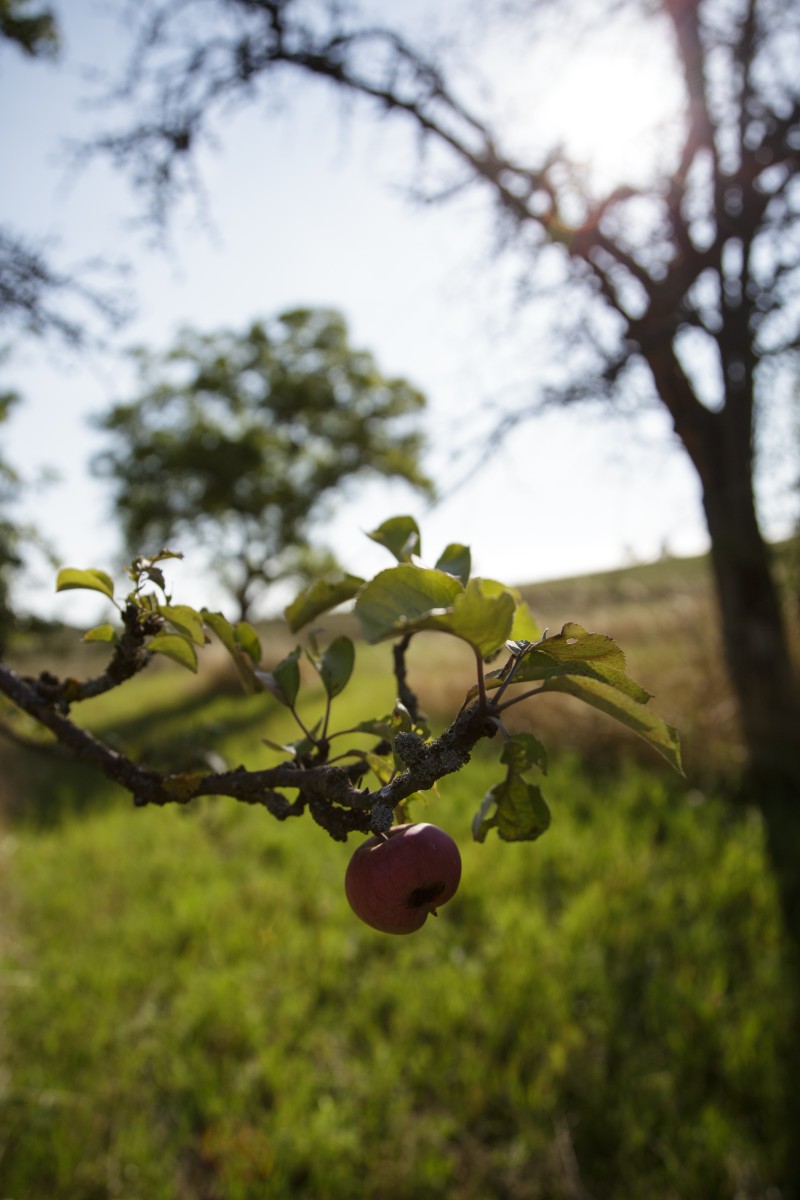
top-left (0, 390), bottom-right (24, 650)
top-left (0, 2), bottom-right (126, 347)
top-left (94, 307), bottom-right (434, 619)
top-left (0, 0), bottom-right (58, 58)
top-left (78, 2), bottom-right (800, 1062)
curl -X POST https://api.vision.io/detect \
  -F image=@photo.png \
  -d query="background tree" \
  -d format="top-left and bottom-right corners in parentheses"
top-left (0, 390), bottom-right (24, 652)
top-left (0, 2), bottom-right (123, 346)
top-left (0, 1), bottom-right (127, 643)
top-left (94, 307), bottom-right (434, 621)
top-left (89, 0), bottom-right (800, 944)
top-left (0, 0), bottom-right (57, 59)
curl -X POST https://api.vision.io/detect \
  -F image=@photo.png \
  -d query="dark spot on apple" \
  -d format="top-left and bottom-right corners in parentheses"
top-left (408, 880), bottom-right (446, 908)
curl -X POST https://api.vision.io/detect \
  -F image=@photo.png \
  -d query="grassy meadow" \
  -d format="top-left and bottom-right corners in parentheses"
top-left (1, 546), bottom-right (798, 1198)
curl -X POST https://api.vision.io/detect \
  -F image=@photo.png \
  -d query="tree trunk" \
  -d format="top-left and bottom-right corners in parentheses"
top-left (691, 394), bottom-right (800, 1199)
top-left (646, 343), bottom-right (800, 941)
top-left (701, 451), bottom-right (799, 782)
top-left (695, 403), bottom-right (800, 954)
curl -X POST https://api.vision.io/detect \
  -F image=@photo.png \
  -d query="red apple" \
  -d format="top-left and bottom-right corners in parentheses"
top-left (344, 822), bottom-right (462, 934)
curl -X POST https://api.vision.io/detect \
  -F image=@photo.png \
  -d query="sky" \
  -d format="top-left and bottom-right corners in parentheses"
top-left (1, 0), bottom-right (791, 628)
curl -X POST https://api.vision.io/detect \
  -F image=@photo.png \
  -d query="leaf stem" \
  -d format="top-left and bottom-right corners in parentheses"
top-left (289, 705), bottom-right (318, 746)
top-left (497, 685), bottom-right (546, 711)
top-left (491, 649), bottom-right (528, 707)
top-left (320, 692), bottom-right (333, 742)
top-left (474, 649), bottom-right (488, 711)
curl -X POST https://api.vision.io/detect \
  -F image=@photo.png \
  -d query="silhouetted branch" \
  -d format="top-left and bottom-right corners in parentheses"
top-left (0, 227), bottom-right (129, 347)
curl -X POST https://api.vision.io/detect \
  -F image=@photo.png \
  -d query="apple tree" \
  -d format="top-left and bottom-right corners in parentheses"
top-left (0, 515), bottom-right (682, 933)
top-left (82, 0), bottom-right (800, 958)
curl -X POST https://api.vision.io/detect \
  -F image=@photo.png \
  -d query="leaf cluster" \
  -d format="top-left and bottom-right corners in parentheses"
top-left (0, 514), bottom-right (681, 848)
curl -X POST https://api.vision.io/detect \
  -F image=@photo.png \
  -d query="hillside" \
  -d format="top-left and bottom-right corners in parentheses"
top-left (2, 539), bottom-right (796, 802)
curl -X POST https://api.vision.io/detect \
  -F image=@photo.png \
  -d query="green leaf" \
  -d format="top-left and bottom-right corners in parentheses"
top-left (435, 578), bottom-right (516, 657)
top-left (510, 601), bottom-right (542, 644)
top-left (469, 623), bottom-right (681, 772)
top-left (541, 673), bottom-right (683, 772)
top-left (391, 701), bottom-right (414, 733)
top-left (539, 623), bottom-right (628, 672)
top-left (319, 636), bottom-right (355, 699)
top-left (364, 751), bottom-right (395, 785)
top-left (147, 632), bottom-right (198, 673)
top-left (473, 776), bottom-right (552, 843)
top-left (149, 549), bottom-right (184, 564)
top-left (355, 568), bottom-right (517, 656)
top-left (500, 731), bottom-right (549, 775)
top-left (143, 566), bottom-right (166, 592)
top-left (349, 716), bottom-right (396, 741)
top-left (202, 609), bottom-right (258, 692)
top-left (434, 542), bottom-right (471, 584)
top-left (501, 648), bottom-right (651, 703)
top-left (55, 567), bottom-right (115, 601)
top-left (479, 579), bottom-right (542, 644)
top-left (367, 515), bottom-right (421, 563)
top-left (234, 621), bottom-right (261, 664)
top-left (82, 623), bottom-right (118, 644)
top-left (159, 604), bottom-right (206, 645)
top-left (258, 646), bottom-right (302, 708)
top-left (354, 565), bottom-right (463, 642)
top-left (284, 573), bottom-right (365, 633)
top-left (262, 728), bottom-right (319, 760)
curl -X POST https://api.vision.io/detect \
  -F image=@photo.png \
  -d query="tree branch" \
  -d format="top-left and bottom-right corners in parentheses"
top-left (0, 653), bottom-right (500, 840)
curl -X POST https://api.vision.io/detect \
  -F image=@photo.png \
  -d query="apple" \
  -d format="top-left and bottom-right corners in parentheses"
top-left (344, 822), bottom-right (462, 934)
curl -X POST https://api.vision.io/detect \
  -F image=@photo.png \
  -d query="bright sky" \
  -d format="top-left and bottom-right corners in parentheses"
top-left (0, 0), bottom-right (772, 627)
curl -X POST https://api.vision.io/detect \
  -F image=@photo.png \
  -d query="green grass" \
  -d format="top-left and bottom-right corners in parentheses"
top-left (1, 547), bottom-right (797, 1198)
top-left (1, 748), bottom-right (792, 1198)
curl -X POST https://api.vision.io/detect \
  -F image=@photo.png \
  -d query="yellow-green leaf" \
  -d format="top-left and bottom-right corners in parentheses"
top-left (539, 623), bottom-right (627, 672)
top-left (510, 601), bottom-right (542, 643)
top-left (147, 632), bottom-right (198, 673)
top-left (159, 604), bottom-right (206, 645)
top-left (479, 579), bottom-right (542, 644)
top-left (82, 623), bottom-right (118, 644)
top-left (56, 567), bottom-right (115, 600)
top-left (202, 609), bottom-right (258, 692)
top-left (235, 621), bottom-right (262, 664)
top-left (355, 565), bottom-right (463, 643)
top-left (542, 674), bottom-right (682, 772)
top-left (284, 574), bottom-right (365, 633)
top-left (367, 515), bottom-right (421, 562)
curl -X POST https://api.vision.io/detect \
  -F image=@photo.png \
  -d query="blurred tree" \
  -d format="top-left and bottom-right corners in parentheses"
top-left (94, 307), bottom-right (434, 620)
top-left (0, 3), bottom-right (63, 341)
top-left (0, 0), bottom-right (125, 640)
top-left (0, 0), bottom-right (58, 57)
top-left (0, 2), bottom-right (125, 347)
top-left (90, 0), bottom-right (800, 940)
top-left (0, 390), bottom-right (24, 652)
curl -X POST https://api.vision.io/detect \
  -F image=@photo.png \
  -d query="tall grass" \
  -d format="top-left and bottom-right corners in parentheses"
top-left (1, 547), bottom-right (796, 1198)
